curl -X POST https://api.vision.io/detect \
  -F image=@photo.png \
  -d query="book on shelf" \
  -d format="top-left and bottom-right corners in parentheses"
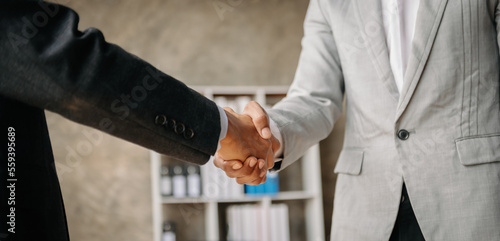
top-left (226, 204), bottom-right (290, 241)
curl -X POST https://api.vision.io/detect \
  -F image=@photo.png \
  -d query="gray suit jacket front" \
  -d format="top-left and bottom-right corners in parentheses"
top-left (269, 0), bottom-right (500, 240)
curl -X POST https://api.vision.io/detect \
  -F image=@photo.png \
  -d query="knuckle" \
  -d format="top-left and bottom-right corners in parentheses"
top-left (224, 107), bottom-right (235, 113)
top-left (251, 178), bottom-right (263, 186)
top-left (236, 178), bottom-right (247, 185)
top-left (242, 169), bottom-right (253, 176)
top-left (255, 115), bottom-right (268, 125)
top-left (244, 101), bottom-right (259, 112)
top-left (248, 100), bottom-right (258, 107)
top-left (213, 160), bottom-right (221, 168)
top-left (223, 166), bottom-right (233, 173)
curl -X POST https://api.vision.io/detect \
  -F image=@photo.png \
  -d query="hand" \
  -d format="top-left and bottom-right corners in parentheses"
top-left (216, 101), bottom-right (280, 185)
top-left (242, 101), bottom-right (280, 169)
top-left (213, 154), bottom-right (268, 185)
top-left (217, 106), bottom-right (274, 166)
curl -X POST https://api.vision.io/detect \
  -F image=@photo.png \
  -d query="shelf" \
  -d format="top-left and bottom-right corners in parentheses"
top-left (161, 191), bottom-right (317, 204)
top-left (151, 86), bottom-right (325, 241)
top-left (191, 85), bottom-right (289, 95)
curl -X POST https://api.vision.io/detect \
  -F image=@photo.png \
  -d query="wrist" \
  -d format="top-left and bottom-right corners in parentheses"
top-left (221, 109), bottom-right (236, 144)
top-left (216, 105), bottom-right (228, 151)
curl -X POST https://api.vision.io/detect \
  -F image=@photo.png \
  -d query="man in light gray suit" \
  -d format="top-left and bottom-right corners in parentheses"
top-left (216, 0), bottom-right (500, 240)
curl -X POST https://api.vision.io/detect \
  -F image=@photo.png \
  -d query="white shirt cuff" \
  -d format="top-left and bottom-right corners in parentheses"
top-left (216, 105), bottom-right (228, 152)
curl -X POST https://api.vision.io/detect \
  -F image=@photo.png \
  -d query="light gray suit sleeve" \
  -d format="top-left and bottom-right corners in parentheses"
top-left (496, 2), bottom-right (500, 56)
top-left (268, 0), bottom-right (345, 170)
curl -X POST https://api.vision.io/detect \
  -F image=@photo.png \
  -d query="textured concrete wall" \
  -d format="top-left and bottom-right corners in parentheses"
top-left (46, 114), bottom-right (153, 241)
top-left (45, 0), bottom-right (344, 240)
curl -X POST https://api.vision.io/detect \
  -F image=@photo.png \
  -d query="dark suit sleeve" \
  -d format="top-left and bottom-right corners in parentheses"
top-left (0, 1), bottom-right (221, 165)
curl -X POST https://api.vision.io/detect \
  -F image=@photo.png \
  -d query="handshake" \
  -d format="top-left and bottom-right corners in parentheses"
top-left (214, 101), bottom-right (280, 185)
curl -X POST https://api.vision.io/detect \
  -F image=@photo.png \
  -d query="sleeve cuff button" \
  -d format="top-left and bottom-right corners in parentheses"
top-left (175, 123), bottom-right (186, 134)
top-left (184, 128), bottom-right (195, 139)
top-left (154, 115), bottom-right (167, 125)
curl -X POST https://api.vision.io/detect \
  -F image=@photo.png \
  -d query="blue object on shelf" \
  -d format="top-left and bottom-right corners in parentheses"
top-left (264, 172), bottom-right (279, 195)
top-left (244, 173), bottom-right (279, 196)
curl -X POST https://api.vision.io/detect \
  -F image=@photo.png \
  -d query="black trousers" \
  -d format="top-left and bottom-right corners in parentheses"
top-left (389, 184), bottom-right (426, 241)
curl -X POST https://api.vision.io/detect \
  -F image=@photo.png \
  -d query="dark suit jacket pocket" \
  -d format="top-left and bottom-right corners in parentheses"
top-left (334, 150), bottom-right (364, 175)
top-left (456, 134), bottom-right (500, 166)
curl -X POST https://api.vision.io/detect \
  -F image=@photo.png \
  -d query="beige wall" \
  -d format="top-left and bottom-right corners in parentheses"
top-left (46, 0), bottom-right (344, 240)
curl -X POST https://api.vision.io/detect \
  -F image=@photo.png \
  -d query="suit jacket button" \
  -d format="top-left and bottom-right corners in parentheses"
top-left (155, 115), bottom-right (167, 125)
top-left (175, 122), bottom-right (185, 134)
top-left (167, 119), bottom-right (177, 130)
top-left (184, 128), bottom-right (195, 139)
top-left (397, 129), bottom-right (410, 140)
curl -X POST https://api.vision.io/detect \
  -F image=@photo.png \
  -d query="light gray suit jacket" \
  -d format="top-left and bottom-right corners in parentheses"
top-left (268, 0), bottom-right (500, 240)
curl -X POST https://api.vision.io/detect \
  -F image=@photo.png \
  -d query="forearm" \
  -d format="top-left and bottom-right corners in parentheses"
top-left (268, 95), bottom-right (340, 170)
top-left (0, 1), bottom-right (220, 164)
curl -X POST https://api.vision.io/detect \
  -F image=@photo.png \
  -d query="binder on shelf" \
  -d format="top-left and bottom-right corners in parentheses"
top-left (244, 184), bottom-right (256, 195)
top-left (244, 172), bottom-right (279, 196)
top-left (264, 172), bottom-right (279, 195)
top-left (254, 182), bottom-right (265, 195)
top-left (201, 157), bottom-right (219, 198)
top-left (226, 204), bottom-right (290, 241)
top-left (270, 204), bottom-right (290, 241)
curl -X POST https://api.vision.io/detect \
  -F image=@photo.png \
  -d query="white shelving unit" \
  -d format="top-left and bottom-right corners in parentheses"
top-left (150, 86), bottom-right (325, 241)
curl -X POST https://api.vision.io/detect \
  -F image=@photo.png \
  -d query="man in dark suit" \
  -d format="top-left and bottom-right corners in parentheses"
top-left (0, 1), bottom-right (274, 240)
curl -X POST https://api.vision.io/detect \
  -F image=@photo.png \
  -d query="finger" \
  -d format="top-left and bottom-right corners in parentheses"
top-left (243, 101), bottom-right (271, 139)
top-left (213, 153), bottom-right (224, 169)
top-left (246, 167), bottom-right (267, 185)
top-left (257, 159), bottom-right (270, 179)
top-left (265, 145), bottom-right (275, 170)
top-left (214, 153), bottom-right (241, 169)
top-left (213, 154), bottom-right (246, 177)
top-left (224, 160), bottom-right (246, 177)
top-left (223, 106), bottom-right (236, 114)
top-left (235, 157), bottom-right (264, 184)
top-left (270, 135), bottom-right (281, 154)
top-left (228, 156), bottom-right (259, 179)
top-left (248, 175), bottom-right (266, 186)
top-left (215, 160), bottom-right (241, 178)
top-left (258, 175), bottom-right (267, 185)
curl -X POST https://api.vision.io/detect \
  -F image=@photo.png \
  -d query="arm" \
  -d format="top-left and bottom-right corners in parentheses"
top-left (215, 0), bottom-right (345, 178)
top-left (0, 1), bottom-right (221, 164)
top-left (496, 2), bottom-right (500, 56)
top-left (267, 0), bottom-right (345, 170)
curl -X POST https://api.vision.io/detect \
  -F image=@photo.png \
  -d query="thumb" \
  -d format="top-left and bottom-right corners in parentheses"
top-left (270, 134), bottom-right (281, 154)
top-left (243, 101), bottom-right (271, 139)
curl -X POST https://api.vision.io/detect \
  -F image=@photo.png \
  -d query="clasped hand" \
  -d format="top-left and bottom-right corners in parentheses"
top-left (215, 101), bottom-right (279, 185)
